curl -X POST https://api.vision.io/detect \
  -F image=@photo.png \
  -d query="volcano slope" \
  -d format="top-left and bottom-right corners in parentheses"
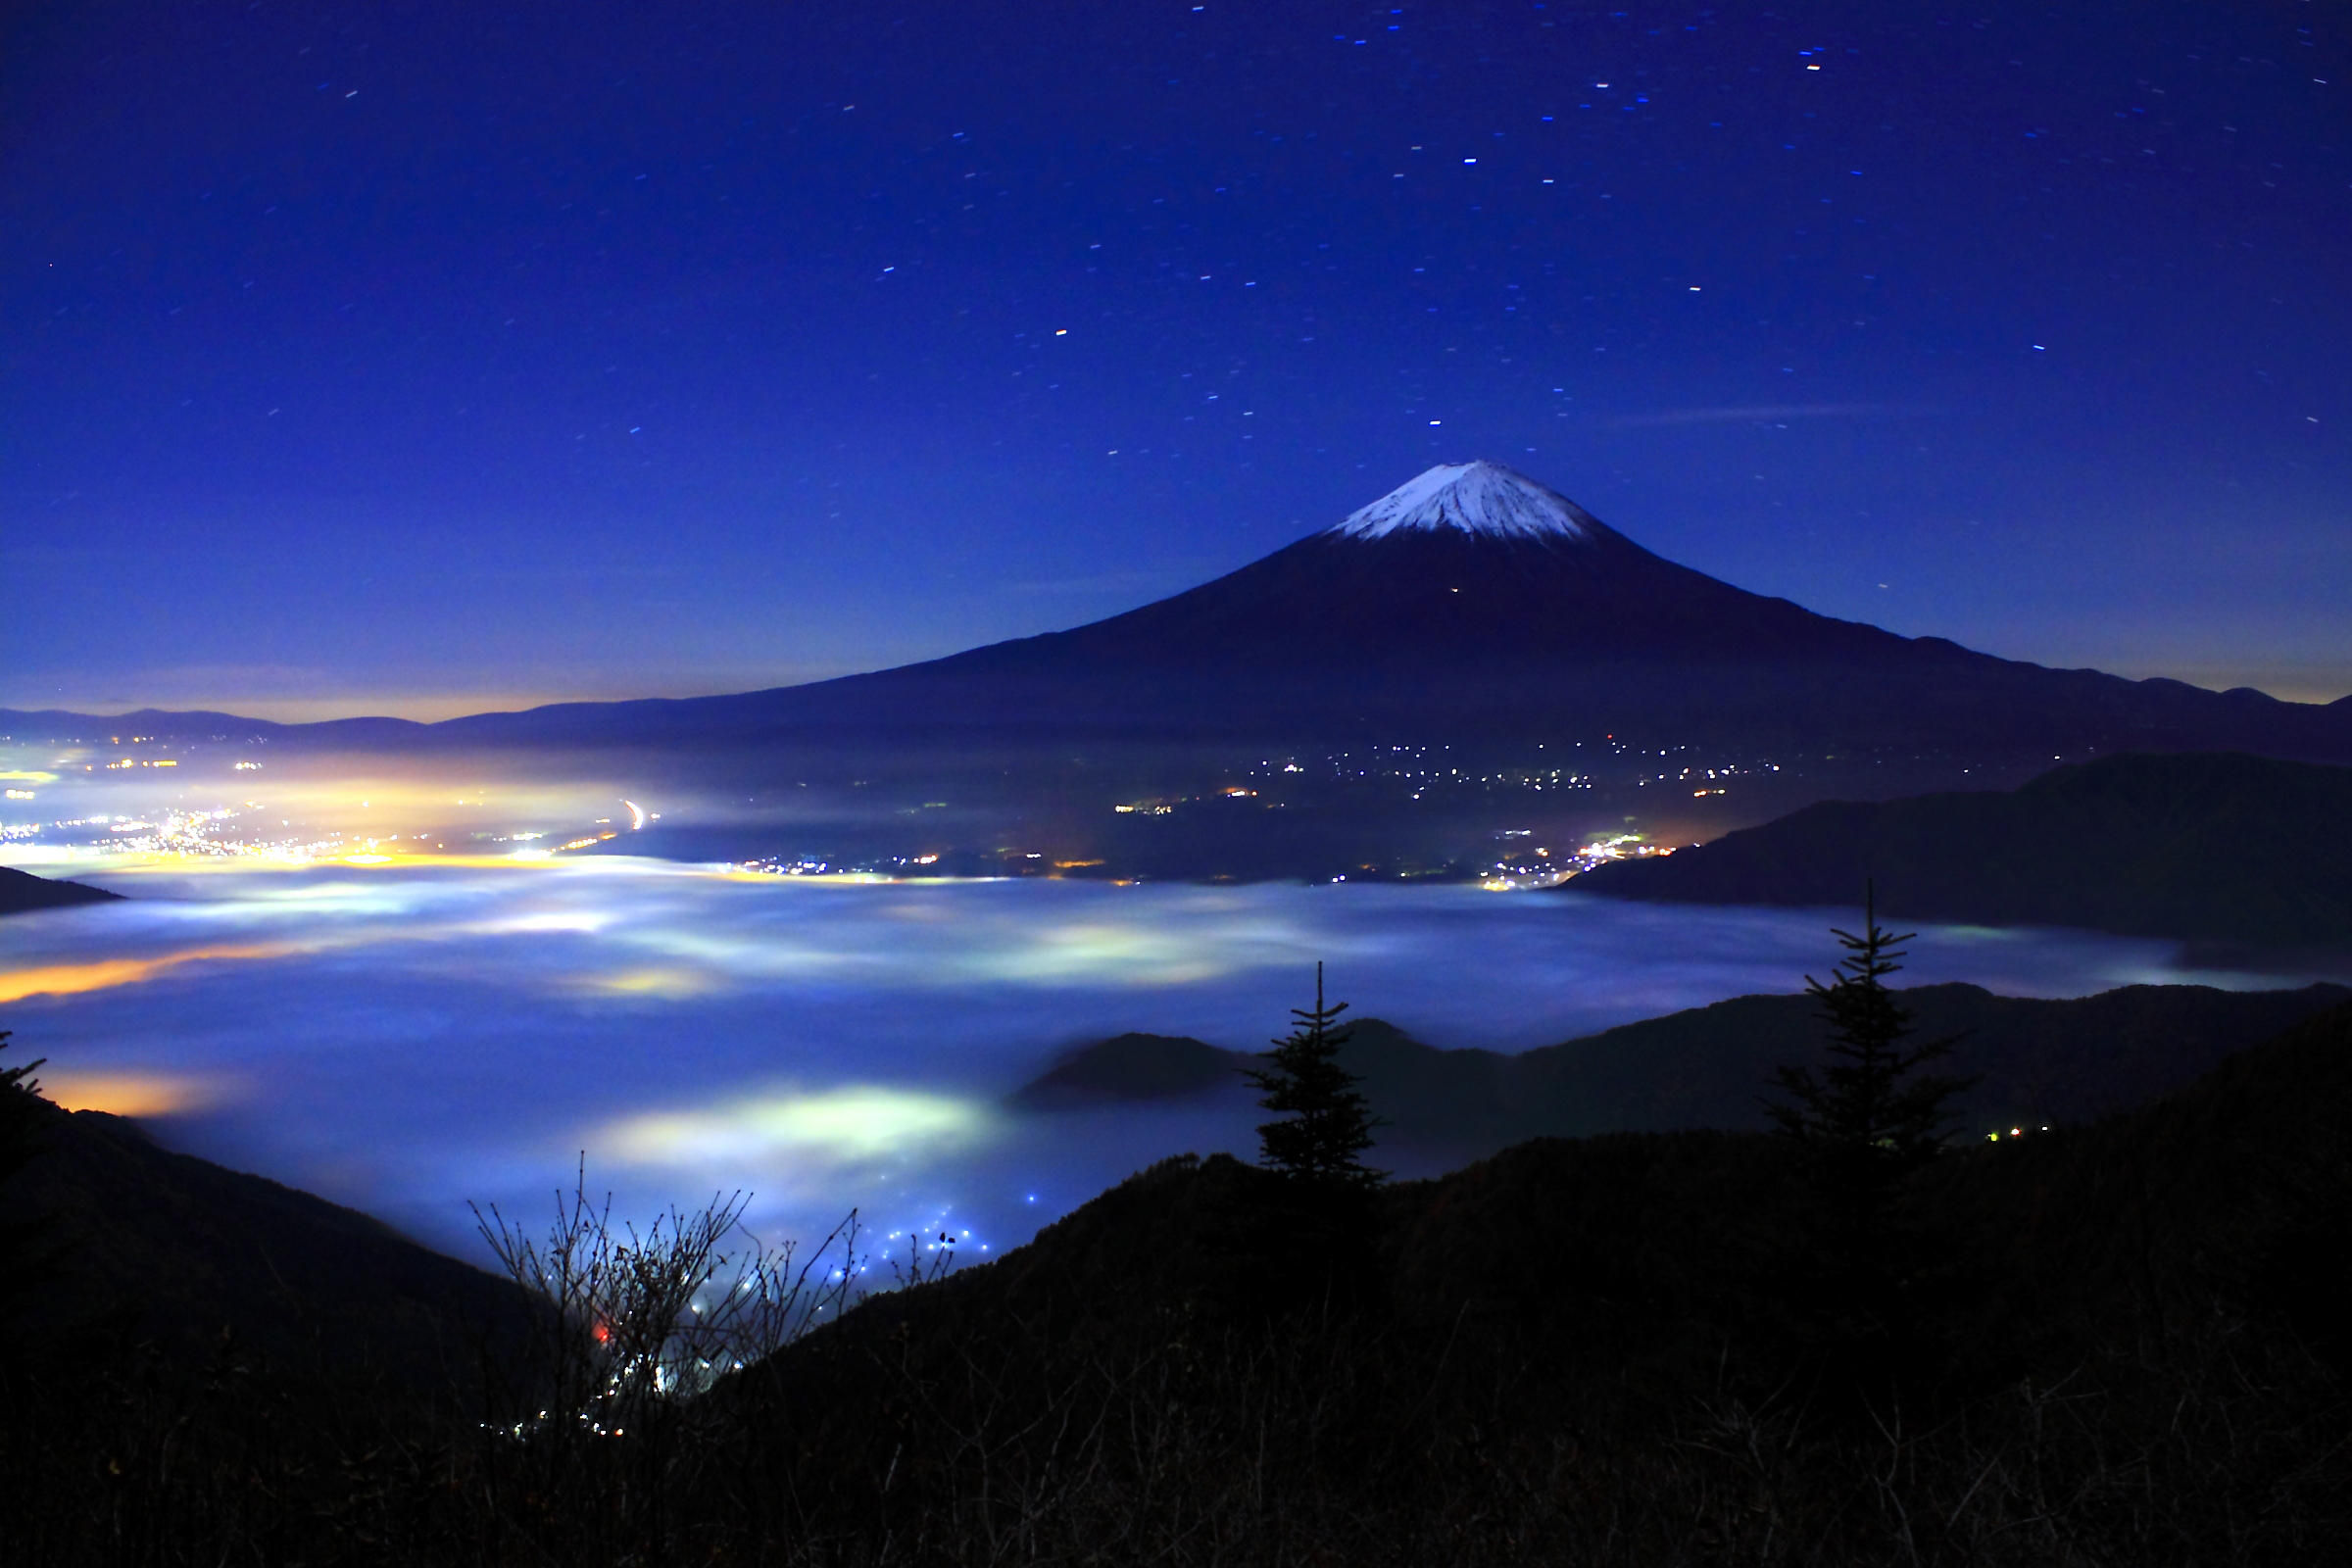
top-left (424, 462), bottom-right (2352, 766)
top-left (24, 463), bottom-right (2349, 776)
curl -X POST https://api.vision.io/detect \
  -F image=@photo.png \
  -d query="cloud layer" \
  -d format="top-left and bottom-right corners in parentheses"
top-left (4, 858), bottom-right (2297, 1265)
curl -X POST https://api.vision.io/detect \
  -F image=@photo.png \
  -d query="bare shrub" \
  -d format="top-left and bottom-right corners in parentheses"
top-left (468, 1156), bottom-right (860, 1438)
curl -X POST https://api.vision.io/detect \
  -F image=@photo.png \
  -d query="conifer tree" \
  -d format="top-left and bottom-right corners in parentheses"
top-left (1767, 888), bottom-right (1975, 1244)
top-left (0, 1029), bottom-right (46, 1181)
top-left (0, 1030), bottom-right (57, 1331)
top-left (1244, 963), bottom-right (1385, 1187)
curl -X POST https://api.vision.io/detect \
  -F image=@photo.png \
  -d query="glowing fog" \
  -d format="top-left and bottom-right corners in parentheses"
top-left (2, 858), bottom-right (2299, 1265)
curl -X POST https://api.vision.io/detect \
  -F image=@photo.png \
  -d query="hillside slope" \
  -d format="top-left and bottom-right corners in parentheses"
top-left (11, 467), bottom-right (2351, 768)
top-left (735, 999), bottom-right (2352, 1563)
top-left (0, 864), bottom-right (122, 917)
top-left (4, 1098), bottom-right (524, 1381)
top-left (1575, 750), bottom-right (2352, 948)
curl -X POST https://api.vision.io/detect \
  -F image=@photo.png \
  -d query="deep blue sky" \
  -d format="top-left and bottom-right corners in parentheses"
top-left (5, 0), bottom-right (2346, 719)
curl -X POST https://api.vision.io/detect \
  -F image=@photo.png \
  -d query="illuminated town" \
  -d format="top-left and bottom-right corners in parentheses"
top-left (0, 734), bottom-right (631, 870)
top-left (0, 726), bottom-right (2037, 889)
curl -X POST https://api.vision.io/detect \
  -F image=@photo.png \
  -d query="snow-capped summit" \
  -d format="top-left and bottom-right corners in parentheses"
top-left (203, 453), bottom-right (2349, 777)
top-left (1326, 461), bottom-right (1600, 542)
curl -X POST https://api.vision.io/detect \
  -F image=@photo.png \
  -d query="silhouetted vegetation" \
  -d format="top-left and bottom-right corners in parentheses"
top-left (1768, 900), bottom-right (1971, 1248)
top-left (1242, 962), bottom-right (1386, 1188)
top-left (469, 1159), bottom-right (862, 1424)
top-left (1761, 896), bottom-right (1978, 1403)
top-left (1767, 897), bottom-right (1974, 1176)
top-left (0, 1029), bottom-right (44, 1165)
top-left (1014, 980), bottom-right (2349, 1155)
top-left (6, 963), bottom-right (2352, 1562)
top-left (0, 1029), bottom-right (59, 1331)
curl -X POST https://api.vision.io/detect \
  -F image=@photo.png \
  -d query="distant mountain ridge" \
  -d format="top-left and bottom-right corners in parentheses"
top-left (0, 865), bottom-right (122, 917)
top-left (1574, 750), bottom-right (2352, 948)
top-left (9, 463), bottom-right (2349, 762)
top-left (1012, 980), bottom-right (2352, 1156)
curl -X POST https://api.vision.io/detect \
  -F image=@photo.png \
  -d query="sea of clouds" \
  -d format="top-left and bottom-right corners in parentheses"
top-left (3, 858), bottom-right (2307, 1266)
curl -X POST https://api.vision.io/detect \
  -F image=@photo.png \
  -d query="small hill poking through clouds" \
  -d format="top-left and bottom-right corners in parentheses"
top-left (1012, 982), bottom-right (2352, 1161)
top-left (1573, 751), bottom-right (2352, 950)
top-left (0, 864), bottom-right (121, 917)
top-left (727, 996), bottom-right (2352, 1565)
top-left (11, 976), bottom-right (2352, 1560)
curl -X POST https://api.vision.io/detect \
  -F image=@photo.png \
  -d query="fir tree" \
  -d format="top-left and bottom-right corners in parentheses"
top-left (0, 1030), bottom-right (57, 1333)
top-left (1244, 963), bottom-right (1385, 1187)
top-left (1767, 888), bottom-right (1976, 1249)
top-left (0, 1029), bottom-right (46, 1181)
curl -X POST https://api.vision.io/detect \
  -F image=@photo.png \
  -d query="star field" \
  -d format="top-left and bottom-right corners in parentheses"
top-left (3, 1), bottom-right (2346, 718)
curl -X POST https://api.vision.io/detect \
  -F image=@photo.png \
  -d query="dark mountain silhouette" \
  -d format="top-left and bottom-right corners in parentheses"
top-left (887, 993), bottom-right (2352, 1348)
top-left (15, 988), bottom-right (2352, 1559)
top-left (1013, 982), bottom-right (2351, 1155)
top-left (1010, 1032), bottom-right (1241, 1107)
top-left (0, 864), bottom-right (122, 917)
top-left (3, 1096), bottom-right (525, 1380)
top-left (1574, 750), bottom-right (2352, 948)
top-left (0, 706), bottom-right (428, 748)
top-left (725, 997), bottom-right (2352, 1563)
top-left (9, 464), bottom-right (2350, 765)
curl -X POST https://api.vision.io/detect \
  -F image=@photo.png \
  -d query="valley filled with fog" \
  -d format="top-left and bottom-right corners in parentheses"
top-left (5, 838), bottom-right (2318, 1269)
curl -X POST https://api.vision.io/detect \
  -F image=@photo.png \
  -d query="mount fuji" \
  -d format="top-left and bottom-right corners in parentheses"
top-left (407, 460), bottom-right (2352, 766)
top-left (14, 462), bottom-right (2351, 770)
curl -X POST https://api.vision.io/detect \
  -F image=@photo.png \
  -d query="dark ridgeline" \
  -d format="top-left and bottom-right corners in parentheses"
top-left (0, 707), bottom-right (429, 749)
top-left (1009, 1030), bottom-right (1239, 1107)
top-left (9, 463), bottom-right (2351, 768)
top-left (1575, 749), bottom-right (2352, 949)
top-left (0, 1088), bottom-right (527, 1380)
top-left (7, 982), bottom-right (2352, 1559)
top-left (0, 864), bottom-right (122, 917)
top-left (1010, 981), bottom-right (2351, 1163)
top-left (662, 997), bottom-right (2352, 1564)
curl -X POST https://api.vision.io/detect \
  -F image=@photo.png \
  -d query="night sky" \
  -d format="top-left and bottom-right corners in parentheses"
top-left (6, 1), bottom-right (2347, 721)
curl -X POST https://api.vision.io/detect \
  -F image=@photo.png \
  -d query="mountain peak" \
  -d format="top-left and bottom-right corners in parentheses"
top-left (1325, 461), bottom-right (1601, 542)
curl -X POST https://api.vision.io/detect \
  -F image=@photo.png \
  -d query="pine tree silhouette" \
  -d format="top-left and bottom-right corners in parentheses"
top-left (1243, 963), bottom-right (1385, 1187)
top-left (1767, 886), bottom-right (1976, 1304)
top-left (0, 1029), bottom-right (47, 1189)
top-left (0, 1030), bottom-right (58, 1330)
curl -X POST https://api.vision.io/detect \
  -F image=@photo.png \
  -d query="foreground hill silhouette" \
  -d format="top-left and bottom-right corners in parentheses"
top-left (710, 995), bottom-right (2352, 1564)
top-left (8, 990), bottom-right (2351, 1561)
top-left (1576, 750), bottom-right (2352, 949)
top-left (3, 1094), bottom-right (525, 1380)
top-left (10, 466), bottom-right (2351, 770)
